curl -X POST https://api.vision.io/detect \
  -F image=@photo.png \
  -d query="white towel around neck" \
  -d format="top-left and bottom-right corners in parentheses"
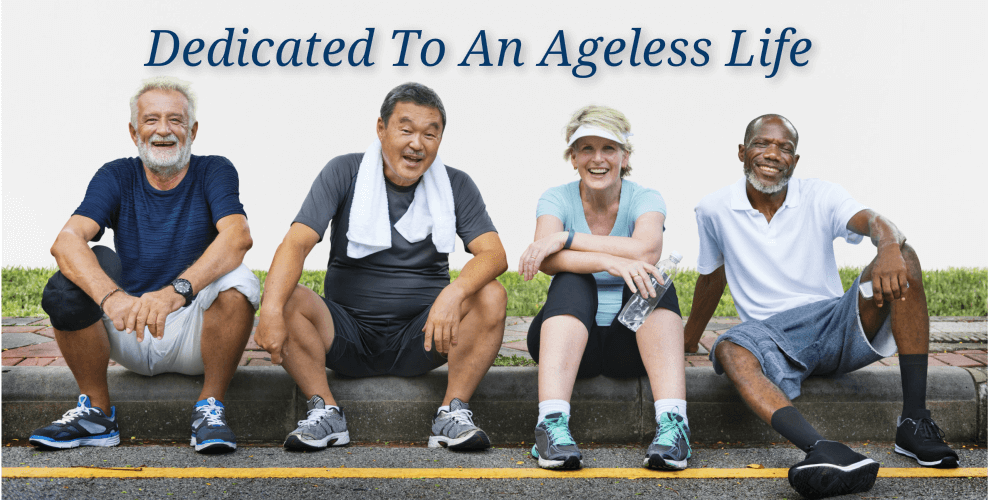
top-left (346, 139), bottom-right (456, 259)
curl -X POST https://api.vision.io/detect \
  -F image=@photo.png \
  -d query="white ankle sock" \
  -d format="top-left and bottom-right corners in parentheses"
top-left (654, 399), bottom-right (688, 425)
top-left (538, 399), bottom-right (571, 425)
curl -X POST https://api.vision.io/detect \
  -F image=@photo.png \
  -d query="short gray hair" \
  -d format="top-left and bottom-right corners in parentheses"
top-left (563, 105), bottom-right (634, 177)
top-left (379, 82), bottom-right (447, 131)
top-left (130, 76), bottom-right (197, 129)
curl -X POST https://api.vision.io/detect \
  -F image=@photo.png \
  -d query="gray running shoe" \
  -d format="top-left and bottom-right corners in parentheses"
top-left (428, 398), bottom-right (490, 450)
top-left (644, 411), bottom-right (691, 470)
top-left (531, 412), bottom-right (582, 470)
top-left (284, 395), bottom-right (350, 451)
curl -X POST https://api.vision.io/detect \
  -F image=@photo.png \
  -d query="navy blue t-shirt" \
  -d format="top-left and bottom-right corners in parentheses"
top-left (73, 155), bottom-right (246, 295)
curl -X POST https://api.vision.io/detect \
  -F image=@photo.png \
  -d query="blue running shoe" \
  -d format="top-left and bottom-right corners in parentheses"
top-left (29, 395), bottom-right (120, 449)
top-left (531, 412), bottom-right (582, 470)
top-left (644, 411), bottom-right (691, 470)
top-left (190, 397), bottom-right (237, 453)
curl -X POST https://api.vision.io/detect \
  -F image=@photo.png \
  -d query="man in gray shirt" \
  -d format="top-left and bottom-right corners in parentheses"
top-left (256, 82), bottom-right (508, 451)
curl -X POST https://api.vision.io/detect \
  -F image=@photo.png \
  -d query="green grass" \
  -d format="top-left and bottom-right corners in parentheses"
top-left (2, 267), bottom-right (987, 318)
top-left (492, 354), bottom-right (537, 367)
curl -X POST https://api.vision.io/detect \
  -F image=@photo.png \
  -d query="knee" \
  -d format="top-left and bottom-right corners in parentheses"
top-left (284, 284), bottom-right (318, 319)
top-left (715, 340), bottom-right (749, 367)
top-left (474, 280), bottom-right (508, 325)
top-left (900, 243), bottom-right (924, 283)
top-left (41, 270), bottom-right (103, 332)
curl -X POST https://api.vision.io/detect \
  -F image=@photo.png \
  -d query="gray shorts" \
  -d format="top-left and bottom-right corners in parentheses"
top-left (709, 277), bottom-right (896, 400)
top-left (102, 264), bottom-right (260, 376)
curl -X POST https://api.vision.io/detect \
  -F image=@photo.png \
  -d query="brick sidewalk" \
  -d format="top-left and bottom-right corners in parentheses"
top-left (2, 316), bottom-right (988, 369)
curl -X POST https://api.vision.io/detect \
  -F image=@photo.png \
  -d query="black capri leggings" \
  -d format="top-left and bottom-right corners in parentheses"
top-left (527, 272), bottom-right (681, 379)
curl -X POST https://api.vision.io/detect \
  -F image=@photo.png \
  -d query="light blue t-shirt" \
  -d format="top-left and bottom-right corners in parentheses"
top-left (536, 179), bottom-right (667, 326)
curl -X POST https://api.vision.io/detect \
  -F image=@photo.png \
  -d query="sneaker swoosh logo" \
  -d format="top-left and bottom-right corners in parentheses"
top-left (192, 418), bottom-right (204, 428)
top-left (78, 420), bottom-right (106, 434)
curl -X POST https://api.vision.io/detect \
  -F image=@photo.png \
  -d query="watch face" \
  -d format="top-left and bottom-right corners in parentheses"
top-left (174, 280), bottom-right (192, 295)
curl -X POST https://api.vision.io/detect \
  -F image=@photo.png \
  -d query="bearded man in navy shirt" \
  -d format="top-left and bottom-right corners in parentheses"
top-left (29, 77), bottom-right (259, 454)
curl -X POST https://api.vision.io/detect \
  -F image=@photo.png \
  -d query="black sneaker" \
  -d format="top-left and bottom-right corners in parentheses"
top-left (894, 409), bottom-right (959, 468)
top-left (530, 412), bottom-right (582, 470)
top-left (28, 395), bottom-right (120, 449)
top-left (190, 397), bottom-right (237, 453)
top-left (787, 440), bottom-right (879, 499)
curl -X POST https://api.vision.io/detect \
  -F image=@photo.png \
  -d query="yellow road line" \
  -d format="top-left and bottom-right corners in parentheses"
top-left (3, 467), bottom-right (987, 479)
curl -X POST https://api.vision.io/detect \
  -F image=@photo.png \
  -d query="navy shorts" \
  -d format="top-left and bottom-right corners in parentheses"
top-left (710, 277), bottom-right (897, 400)
top-left (323, 299), bottom-right (447, 378)
top-left (527, 272), bottom-right (681, 379)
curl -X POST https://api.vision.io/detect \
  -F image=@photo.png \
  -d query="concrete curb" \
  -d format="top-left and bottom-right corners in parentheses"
top-left (1, 365), bottom-right (982, 445)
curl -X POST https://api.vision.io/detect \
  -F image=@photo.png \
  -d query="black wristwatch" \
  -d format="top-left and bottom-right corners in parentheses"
top-left (171, 279), bottom-right (195, 307)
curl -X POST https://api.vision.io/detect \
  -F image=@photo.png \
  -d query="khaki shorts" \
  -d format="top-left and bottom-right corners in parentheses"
top-left (102, 264), bottom-right (260, 376)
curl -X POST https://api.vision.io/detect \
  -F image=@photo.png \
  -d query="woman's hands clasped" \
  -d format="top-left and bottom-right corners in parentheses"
top-left (518, 231), bottom-right (568, 281)
top-left (606, 256), bottom-right (665, 299)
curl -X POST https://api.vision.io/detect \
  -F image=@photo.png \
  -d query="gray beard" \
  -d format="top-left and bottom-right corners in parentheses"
top-left (744, 165), bottom-right (789, 194)
top-left (137, 134), bottom-right (191, 177)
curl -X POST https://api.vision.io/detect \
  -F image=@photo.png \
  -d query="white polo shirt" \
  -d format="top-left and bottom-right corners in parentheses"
top-left (694, 177), bottom-right (867, 322)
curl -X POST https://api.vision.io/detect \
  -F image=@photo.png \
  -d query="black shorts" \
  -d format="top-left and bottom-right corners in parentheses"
top-left (527, 272), bottom-right (681, 379)
top-left (323, 299), bottom-right (447, 378)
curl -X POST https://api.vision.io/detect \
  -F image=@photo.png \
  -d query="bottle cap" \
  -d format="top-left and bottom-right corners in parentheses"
top-left (669, 251), bottom-right (683, 263)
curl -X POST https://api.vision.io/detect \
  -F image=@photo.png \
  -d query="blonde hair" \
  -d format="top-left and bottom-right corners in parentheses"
top-left (129, 76), bottom-right (197, 129)
top-left (563, 105), bottom-right (633, 177)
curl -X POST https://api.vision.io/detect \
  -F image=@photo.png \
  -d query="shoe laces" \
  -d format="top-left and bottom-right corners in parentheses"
top-left (653, 413), bottom-right (689, 448)
top-left (298, 407), bottom-right (335, 427)
top-left (542, 414), bottom-right (574, 446)
top-left (910, 417), bottom-right (946, 441)
top-left (196, 401), bottom-right (226, 427)
top-left (54, 404), bottom-right (100, 425)
top-left (439, 408), bottom-right (475, 427)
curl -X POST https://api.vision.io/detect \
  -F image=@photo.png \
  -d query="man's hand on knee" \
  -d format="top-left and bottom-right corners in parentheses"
top-left (868, 243), bottom-right (909, 308)
top-left (126, 288), bottom-right (185, 341)
top-left (423, 285), bottom-right (464, 355)
top-left (255, 311), bottom-right (289, 365)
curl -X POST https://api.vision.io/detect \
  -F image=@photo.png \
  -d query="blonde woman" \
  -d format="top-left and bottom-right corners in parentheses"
top-left (519, 106), bottom-right (689, 470)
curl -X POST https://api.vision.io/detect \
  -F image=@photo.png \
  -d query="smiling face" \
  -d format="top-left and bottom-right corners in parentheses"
top-left (376, 102), bottom-right (443, 187)
top-left (571, 135), bottom-right (629, 193)
top-left (129, 89), bottom-right (197, 177)
top-left (739, 117), bottom-right (799, 195)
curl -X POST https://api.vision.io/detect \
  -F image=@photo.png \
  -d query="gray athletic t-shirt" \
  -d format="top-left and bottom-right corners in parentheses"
top-left (293, 153), bottom-right (496, 326)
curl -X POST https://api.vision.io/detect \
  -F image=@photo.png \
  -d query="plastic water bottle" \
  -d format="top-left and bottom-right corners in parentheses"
top-left (617, 251), bottom-right (683, 332)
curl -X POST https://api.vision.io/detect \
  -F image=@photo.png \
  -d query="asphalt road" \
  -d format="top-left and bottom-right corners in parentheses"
top-left (2, 442), bottom-right (987, 499)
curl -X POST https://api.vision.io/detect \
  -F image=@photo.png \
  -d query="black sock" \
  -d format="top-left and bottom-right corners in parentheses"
top-left (771, 406), bottom-right (824, 451)
top-left (899, 353), bottom-right (928, 418)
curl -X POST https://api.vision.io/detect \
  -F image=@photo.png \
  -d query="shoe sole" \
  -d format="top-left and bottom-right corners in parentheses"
top-left (894, 444), bottom-right (960, 468)
top-left (29, 433), bottom-right (120, 449)
top-left (644, 455), bottom-right (688, 470)
top-left (788, 459), bottom-right (879, 499)
top-left (428, 429), bottom-right (490, 451)
top-left (190, 436), bottom-right (237, 453)
top-left (284, 431), bottom-right (351, 451)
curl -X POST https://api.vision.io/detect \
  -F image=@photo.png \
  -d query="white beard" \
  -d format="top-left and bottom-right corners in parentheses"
top-left (138, 133), bottom-right (191, 177)
top-left (745, 165), bottom-right (789, 194)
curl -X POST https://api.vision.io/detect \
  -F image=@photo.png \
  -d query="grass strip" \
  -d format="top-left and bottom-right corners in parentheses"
top-left (2, 267), bottom-right (987, 318)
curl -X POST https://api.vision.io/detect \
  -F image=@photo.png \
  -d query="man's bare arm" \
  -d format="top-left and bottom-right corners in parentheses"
top-left (255, 222), bottom-right (321, 365)
top-left (423, 231), bottom-right (507, 354)
top-left (683, 265), bottom-right (727, 353)
top-left (847, 209), bottom-right (908, 307)
top-left (50, 215), bottom-right (127, 318)
top-left (124, 213), bottom-right (253, 340)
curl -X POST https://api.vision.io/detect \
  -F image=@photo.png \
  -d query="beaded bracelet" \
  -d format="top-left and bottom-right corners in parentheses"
top-left (100, 287), bottom-right (123, 314)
